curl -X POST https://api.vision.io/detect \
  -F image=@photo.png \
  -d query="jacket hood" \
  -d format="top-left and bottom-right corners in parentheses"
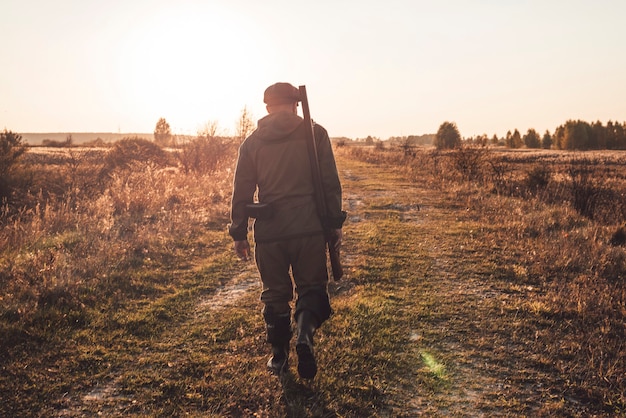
top-left (252, 111), bottom-right (303, 142)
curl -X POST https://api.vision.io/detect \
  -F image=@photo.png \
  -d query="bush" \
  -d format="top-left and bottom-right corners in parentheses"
top-left (449, 146), bottom-right (489, 183)
top-left (525, 164), bottom-right (551, 193)
top-left (568, 159), bottom-right (605, 220)
top-left (175, 136), bottom-right (236, 175)
top-left (102, 137), bottom-right (172, 176)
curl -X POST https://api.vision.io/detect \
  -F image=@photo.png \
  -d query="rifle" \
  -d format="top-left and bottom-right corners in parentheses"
top-left (299, 85), bottom-right (343, 281)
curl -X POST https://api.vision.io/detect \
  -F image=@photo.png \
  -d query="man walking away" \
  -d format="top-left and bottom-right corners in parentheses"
top-left (228, 82), bottom-right (345, 379)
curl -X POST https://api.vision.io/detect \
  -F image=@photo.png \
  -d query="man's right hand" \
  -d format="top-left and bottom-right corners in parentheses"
top-left (234, 240), bottom-right (251, 261)
top-left (329, 228), bottom-right (343, 252)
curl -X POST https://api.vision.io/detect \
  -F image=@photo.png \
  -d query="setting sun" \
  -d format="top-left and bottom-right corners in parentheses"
top-left (111, 3), bottom-right (270, 134)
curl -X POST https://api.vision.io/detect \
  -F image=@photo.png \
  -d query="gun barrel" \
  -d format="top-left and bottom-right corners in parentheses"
top-left (299, 85), bottom-right (343, 280)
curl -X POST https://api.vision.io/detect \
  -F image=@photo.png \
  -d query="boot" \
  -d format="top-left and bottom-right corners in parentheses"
top-left (295, 310), bottom-right (318, 379)
top-left (264, 309), bottom-right (292, 375)
top-left (267, 342), bottom-right (289, 375)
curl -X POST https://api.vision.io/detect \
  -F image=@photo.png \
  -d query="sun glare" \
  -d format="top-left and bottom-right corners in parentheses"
top-left (115, 4), bottom-right (267, 134)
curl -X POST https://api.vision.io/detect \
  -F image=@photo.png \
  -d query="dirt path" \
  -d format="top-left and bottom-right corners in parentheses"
top-left (53, 153), bottom-right (582, 416)
top-left (336, 155), bottom-right (586, 416)
top-left (340, 160), bottom-right (510, 416)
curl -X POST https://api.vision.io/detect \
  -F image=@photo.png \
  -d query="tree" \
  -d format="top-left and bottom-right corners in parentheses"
top-left (236, 106), bottom-right (255, 143)
top-left (472, 134), bottom-right (488, 147)
top-left (606, 121), bottom-right (626, 149)
top-left (592, 121), bottom-right (606, 149)
top-left (606, 121), bottom-right (618, 149)
top-left (1, 130), bottom-right (26, 177)
top-left (616, 122), bottom-right (626, 149)
top-left (198, 120), bottom-right (220, 139)
top-left (541, 130), bottom-right (552, 149)
top-left (523, 128), bottom-right (541, 148)
top-left (0, 129), bottom-right (28, 199)
top-left (434, 121), bottom-right (461, 150)
top-left (154, 117), bottom-right (172, 147)
top-left (561, 120), bottom-right (593, 150)
top-left (553, 125), bottom-right (565, 149)
top-left (506, 129), bottom-right (523, 148)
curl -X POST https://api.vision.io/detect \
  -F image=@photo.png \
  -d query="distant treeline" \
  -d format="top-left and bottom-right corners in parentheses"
top-left (465, 120), bottom-right (626, 151)
top-left (333, 134), bottom-right (435, 147)
top-left (22, 132), bottom-right (152, 146)
top-left (552, 120), bottom-right (626, 150)
top-left (387, 134), bottom-right (435, 146)
top-left (20, 119), bottom-right (626, 151)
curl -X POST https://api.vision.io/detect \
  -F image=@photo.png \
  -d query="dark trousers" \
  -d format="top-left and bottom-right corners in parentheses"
top-left (255, 234), bottom-right (331, 324)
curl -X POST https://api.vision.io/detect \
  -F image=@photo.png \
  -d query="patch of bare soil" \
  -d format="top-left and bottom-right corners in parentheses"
top-left (197, 262), bottom-right (260, 312)
top-left (56, 262), bottom-right (262, 417)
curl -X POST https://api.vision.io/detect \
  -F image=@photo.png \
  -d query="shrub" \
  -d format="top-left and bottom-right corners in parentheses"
top-left (568, 159), bottom-right (605, 220)
top-left (486, 156), bottom-right (514, 195)
top-left (175, 136), bottom-right (236, 175)
top-left (102, 137), bottom-right (172, 176)
top-left (525, 164), bottom-right (551, 193)
top-left (450, 146), bottom-right (489, 183)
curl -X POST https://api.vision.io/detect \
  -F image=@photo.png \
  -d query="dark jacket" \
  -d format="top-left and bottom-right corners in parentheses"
top-left (228, 110), bottom-right (344, 243)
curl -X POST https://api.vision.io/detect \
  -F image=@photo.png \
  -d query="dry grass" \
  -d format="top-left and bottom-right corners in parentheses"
top-left (344, 145), bottom-right (626, 414)
top-left (0, 143), bottom-right (624, 416)
top-left (1, 146), bottom-right (231, 325)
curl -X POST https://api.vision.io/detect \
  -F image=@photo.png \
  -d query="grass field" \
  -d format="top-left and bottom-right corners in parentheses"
top-left (1, 144), bottom-right (625, 416)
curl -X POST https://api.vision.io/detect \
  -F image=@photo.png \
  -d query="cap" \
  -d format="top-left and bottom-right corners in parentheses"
top-left (263, 82), bottom-right (301, 105)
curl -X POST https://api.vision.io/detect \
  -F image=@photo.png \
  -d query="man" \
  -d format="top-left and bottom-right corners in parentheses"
top-left (228, 82), bottom-right (346, 379)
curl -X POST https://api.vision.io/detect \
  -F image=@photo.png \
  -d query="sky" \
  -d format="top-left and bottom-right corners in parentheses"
top-left (2, 0), bottom-right (625, 139)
